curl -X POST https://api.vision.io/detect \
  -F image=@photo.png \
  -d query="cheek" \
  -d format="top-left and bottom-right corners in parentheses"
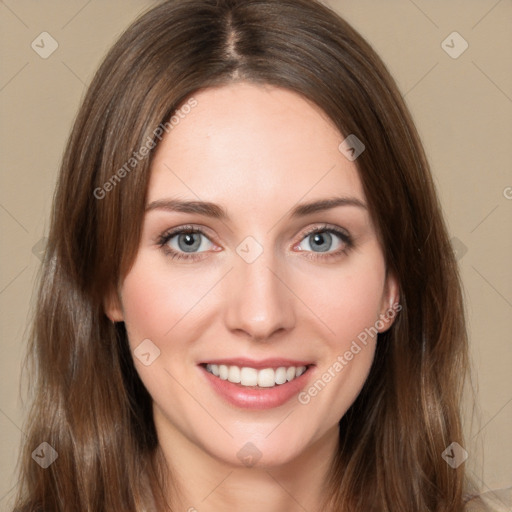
top-left (301, 252), bottom-right (387, 348)
top-left (293, 249), bottom-right (386, 413)
top-left (119, 255), bottom-right (217, 346)
top-left (120, 271), bottom-right (175, 346)
top-left (117, 256), bottom-right (219, 415)
top-left (296, 269), bottom-right (384, 426)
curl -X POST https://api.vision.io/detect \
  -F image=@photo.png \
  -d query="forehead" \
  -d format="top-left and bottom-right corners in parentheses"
top-left (147, 82), bottom-right (366, 219)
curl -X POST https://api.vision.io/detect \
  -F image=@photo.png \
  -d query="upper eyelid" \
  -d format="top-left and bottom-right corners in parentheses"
top-left (159, 224), bottom-right (217, 241)
top-left (301, 224), bottom-right (350, 237)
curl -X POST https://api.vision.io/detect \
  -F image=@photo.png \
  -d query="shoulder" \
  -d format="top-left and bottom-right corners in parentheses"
top-left (463, 488), bottom-right (512, 512)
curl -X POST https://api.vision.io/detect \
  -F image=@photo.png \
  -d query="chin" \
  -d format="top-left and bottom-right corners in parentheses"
top-left (208, 430), bottom-right (316, 470)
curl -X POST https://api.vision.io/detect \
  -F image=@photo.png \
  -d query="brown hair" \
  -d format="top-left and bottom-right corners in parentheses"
top-left (13, 0), bottom-right (471, 510)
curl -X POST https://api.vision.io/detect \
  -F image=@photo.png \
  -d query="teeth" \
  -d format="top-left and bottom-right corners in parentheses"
top-left (240, 367), bottom-right (258, 386)
top-left (228, 365), bottom-right (241, 383)
top-left (219, 364), bottom-right (228, 380)
top-left (257, 368), bottom-right (275, 388)
top-left (205, 364), bottom-right (308, 388)
top-left (275, 367), bottom-right (287, 385)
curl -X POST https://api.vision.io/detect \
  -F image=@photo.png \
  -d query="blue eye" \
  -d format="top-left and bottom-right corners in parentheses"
top-left (171, 232), bottom-right (211, 253)
top-left (157, 224), bottom-right (353, 262)
top-left (158, 226), bottom-right (215, 260)
top-left (303, 231), bottom-right (335, 252)
top-left (297, 226), bottom-right (352, 256)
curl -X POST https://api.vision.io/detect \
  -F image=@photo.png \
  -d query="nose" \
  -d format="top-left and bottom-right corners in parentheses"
top-left (223, 249), bottom-right (296, 342)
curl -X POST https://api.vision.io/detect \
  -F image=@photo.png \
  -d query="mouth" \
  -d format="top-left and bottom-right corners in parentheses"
top-left (198, 358), bottom-right (315, 409)
top-left (201, 362), bottom-right (310, 388)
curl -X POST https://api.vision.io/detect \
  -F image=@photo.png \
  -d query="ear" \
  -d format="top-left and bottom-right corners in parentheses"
top-left (377, 270), bottom-right (401, 334)
top-left (104, 286), bottom-right (124, 323)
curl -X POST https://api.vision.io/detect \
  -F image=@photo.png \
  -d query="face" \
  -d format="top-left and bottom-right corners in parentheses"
top-left (106, 82), bottom-right (399, 469)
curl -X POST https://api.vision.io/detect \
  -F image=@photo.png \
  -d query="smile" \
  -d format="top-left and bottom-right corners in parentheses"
top-left (199, 359), bottom-right (315, 409)
top-left (204, 363), bottom-right (308, 388)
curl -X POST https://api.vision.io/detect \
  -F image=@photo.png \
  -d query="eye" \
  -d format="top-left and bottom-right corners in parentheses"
top-left (157, 225), bottom-right (217, 260)
top-left (295, 225), bottom-right (353, 258)
top-left (157, 224), bottom-right (353, 262)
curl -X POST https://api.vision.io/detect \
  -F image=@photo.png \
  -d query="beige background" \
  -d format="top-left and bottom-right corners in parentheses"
top-left (1, 0), bottom-right (511, 508)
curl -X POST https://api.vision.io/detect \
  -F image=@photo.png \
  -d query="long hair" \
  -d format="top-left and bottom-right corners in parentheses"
top-left (13, 0), bottom-right (470, 510)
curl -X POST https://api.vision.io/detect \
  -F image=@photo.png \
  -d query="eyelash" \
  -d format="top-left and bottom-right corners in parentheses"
top-left (156, 224), bottom-right (354, 262)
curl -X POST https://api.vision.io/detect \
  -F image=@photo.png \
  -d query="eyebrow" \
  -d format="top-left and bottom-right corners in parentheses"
top-left (145, 196), bottom-right (367, 220)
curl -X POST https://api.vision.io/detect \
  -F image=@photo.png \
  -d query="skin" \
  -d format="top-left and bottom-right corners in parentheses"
top-left (106, 81), bottom-right (399, 512)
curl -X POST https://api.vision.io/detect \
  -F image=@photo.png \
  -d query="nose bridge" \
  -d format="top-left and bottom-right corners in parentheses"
top-left (223, 245), bottom-right (296, 340)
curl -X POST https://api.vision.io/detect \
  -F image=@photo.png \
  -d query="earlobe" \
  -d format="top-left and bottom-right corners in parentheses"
top-left (377, 270), bottom-right (400, 333)
top-left (104, 288), bottom-right (124, 323)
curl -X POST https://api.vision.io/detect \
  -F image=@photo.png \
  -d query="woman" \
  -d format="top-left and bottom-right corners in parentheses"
top-left (13, 0), bottom-right (477, 510)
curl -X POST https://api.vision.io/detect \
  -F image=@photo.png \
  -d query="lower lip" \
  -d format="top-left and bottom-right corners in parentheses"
top-left (199, 365), bottom-right (314, 410)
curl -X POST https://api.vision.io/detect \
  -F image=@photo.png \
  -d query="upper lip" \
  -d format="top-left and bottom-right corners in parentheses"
top-left (199, 358), bottom-right (314, 369)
